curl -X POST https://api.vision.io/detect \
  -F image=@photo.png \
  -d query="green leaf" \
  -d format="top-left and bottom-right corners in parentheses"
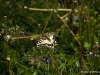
top-left (0, 61), bottom-right (7, 70)
top-left (66, 54), bottom-right (79, 65)
top-left (59, 63), bottom-right (66, 71)
top-left (33, 71), bottom-right (37, 75)
top-left (25, 69), bottom-right (33, 75)
top-left (84, 42), bottom-right (91, 51)
top-left (9, 70), bottom-right (13, 75)
top-left (71, 43), bottom-right (79, 53)
top-left (93, 35), bottom-right (98, 42)
top-left (10, 50), bottom-right (20, 65)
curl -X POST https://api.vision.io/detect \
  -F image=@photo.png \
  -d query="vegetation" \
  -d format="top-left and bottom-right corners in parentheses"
top-left (0, 0), bottom-right (100, 75)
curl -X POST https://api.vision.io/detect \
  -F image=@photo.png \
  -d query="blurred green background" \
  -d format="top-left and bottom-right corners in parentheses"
top-left (0, 0), bottom-right (100, 75)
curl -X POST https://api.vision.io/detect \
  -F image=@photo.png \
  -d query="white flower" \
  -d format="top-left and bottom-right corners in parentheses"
top-left (4, 35), bottom-right (11, 41)
top-left (6, 57), bottom-right (10, 61)
top-left (30, 38), bottom-right (33, 40)
top-left (96, 42), bottom-right (99, 45)
top-left (89, 52), bottom-right (93, 55)
top-left (1, 30), bottom-right (4, 34)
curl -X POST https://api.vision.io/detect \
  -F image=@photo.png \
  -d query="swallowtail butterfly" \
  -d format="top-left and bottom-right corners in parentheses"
top-left (37, 33), bottom-right (57, 49)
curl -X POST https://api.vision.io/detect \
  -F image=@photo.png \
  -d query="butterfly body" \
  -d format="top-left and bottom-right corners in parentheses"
top-left (37, 33), bottom-right (57, 49)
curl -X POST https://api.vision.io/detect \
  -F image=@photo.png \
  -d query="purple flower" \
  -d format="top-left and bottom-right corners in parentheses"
top-left (46, 58), bottom-right (51, 64)
top-left (75, 17), bottom-right (79, 22)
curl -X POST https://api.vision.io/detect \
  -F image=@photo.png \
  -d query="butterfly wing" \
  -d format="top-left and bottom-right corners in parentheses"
top-left (37, 33), bottom-right (57, 48)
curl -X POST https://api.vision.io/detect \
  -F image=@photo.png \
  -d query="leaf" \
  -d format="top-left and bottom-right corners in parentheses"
top-left (71, 43), bottom-right (79, 53)
top-left (9, 70), bottom-right (13, 75)
top-left (84, 42), bottom-right (91, 51)
top-left (61, 25), bottom-right (71, 43)
top-left (59, 63), bottom-right (66, 71)
top-left (33, 71), bottom-right (37, 75)
top-left (93, 34), bottom-right (98, 43)
top-left (10, 50), bottom-right (20, 65)
top-left (66, 54), bottom-right (79, 66)
top-left (0, 61), bottom-right (7, 70)
top-left (90, 57), bottom-right (100, 70)
top-left (25, 69), bottom-right (33, 75)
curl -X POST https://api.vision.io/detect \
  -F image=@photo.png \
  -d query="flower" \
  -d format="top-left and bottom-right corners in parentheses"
top-left (4, 35), bottom-right (11, 41)
top-left (46, 58), bottom-right (51, 64)
top-left (6, 57), bottom-right (10, 61)
top-left (75, 17), bottom-right (79, 22)
top-left (89, 52), bottom-right (93, 55)
top-left (95, 42), bottom-right (99, 45)
top-left (89, 52), bottom-right (93, 57)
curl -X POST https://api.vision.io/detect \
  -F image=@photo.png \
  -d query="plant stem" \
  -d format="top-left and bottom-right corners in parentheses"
top-left (4, 16), bottom-right (8, 56)
top-left (11, 35), bottom-right (40, 40)
top-left (24, 6), bottom-right (78, 12)
top-left (41, 1), bottom-right (56, 35)
top-left (55, 12), bottom-right (83, 50)
top-left (55, 12), bottom-right (85, 70)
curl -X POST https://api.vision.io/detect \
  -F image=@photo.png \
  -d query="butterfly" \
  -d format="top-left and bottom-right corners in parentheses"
top-left (37, 33), bottom-right (57, 49)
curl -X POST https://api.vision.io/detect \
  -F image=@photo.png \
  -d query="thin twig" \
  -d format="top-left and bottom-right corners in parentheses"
top-left (55, 11), bottom-right (84, 52)
top-left (57, 10), bottom-right (84, 70)
top-left (4, 16), bottom-right (13, 75)
top-left (41, 2), bottom-right (57, 35)
top-left (61, 13), bottom-right (69, 19)
top-left (4, 16), bottom-right (8, 55)
top-left (24, 6), bottom-right (78, 12)
top-left (11, 35), bottom-right (40, 40)
top-left (11, 31), bottom-right (57, 40)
